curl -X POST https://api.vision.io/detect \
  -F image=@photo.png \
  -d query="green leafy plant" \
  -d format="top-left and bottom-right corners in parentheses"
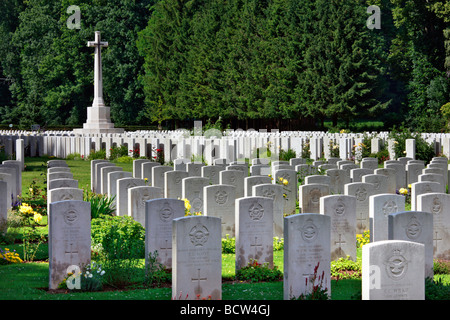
top-left (273, 237), bottom-right (284, 251)
top-left (88, 149), bottom-right (107, 160)
top-left (434, 260), bottom-right (450, 275)
top-left (83, 190), bottom-right (115, 219)
top-left (389, 126), bottom-right (435, 164)
top-left (222, 234), bottom-right (235, 254)
top-left (145, 251), bottom-right (171, 288)
top-left (91, 216), bottom-right (145, 287)
top-left (114, 156), bottom-right (134, 163)
top-left (279, 148), bottom-right (296, 162)
top-left (331, 256), bottom-right (362, 280)
top-left (109, 145), bottom-right (128, 160)
top-left (81, 261), bottom-right (105, 291)
top-left (66, 153), bottom-right (83, 161)
top-left (235, 259), bottom-right (283, 283)
top-left (425, 277), bottom-right (450, 300)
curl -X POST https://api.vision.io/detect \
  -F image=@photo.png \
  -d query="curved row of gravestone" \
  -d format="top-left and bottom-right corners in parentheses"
top-left (88, 157), bottom-right (450, 268)
top-left (45, 159), bottom-right (446, 294)
top-left (47, 193), bottom-right (434, 300)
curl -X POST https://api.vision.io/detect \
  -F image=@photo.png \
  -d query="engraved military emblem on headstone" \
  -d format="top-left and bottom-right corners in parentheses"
top-left (126, 181), bottom-right (137, 189)
top-left (229, 174), bottom-right (236, 183)
top-left (301, 218), bottom-right (318, 242)
top-left (372, 177), bottom-right (380, 190)
top-left (175, 176), bottom-right (182, 184)
top-left (214, 190), bottom-right (228, 205)
top-left (58, 191), bottom-right (75, 201)
top-left (137, 190), bottom-right (152, 209)
top-left (432, 197), bottom-right (442, 214)
top-left (262, 188), bottom-right (276, 200)
top-left (309, 188), bottom-right (321, 208)
top-left (334, 198), bottom-right (345, 216)
top-left (159, 202), bottom-right (173, 222)
top-left (249, 202), bottom-right (264, 221)
top-left (405, 216), bottom-right (422, 240)
top-left (191, 191), bottom-right (202, 212)
top-left (189, 223), bottom-right (209, 246)
top-left (385, 248), bottom-right (408, 281)
top-left (382, 200), bottom-right (398, 216)
top-left (356, 187), bottom-right (367, 201)
top-left (63, 206), bottom-right (79, 225)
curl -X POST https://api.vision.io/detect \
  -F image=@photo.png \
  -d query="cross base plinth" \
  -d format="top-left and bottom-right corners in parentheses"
top-left (73, 106), bottom-right (124, 134)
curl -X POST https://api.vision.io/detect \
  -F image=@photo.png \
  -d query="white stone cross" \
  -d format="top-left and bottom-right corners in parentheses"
top-left (87, 31), bottom-right (108, 107)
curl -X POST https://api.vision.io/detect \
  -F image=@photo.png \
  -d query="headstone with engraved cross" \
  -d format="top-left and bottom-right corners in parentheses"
top-left (369, 193), bottom-right (405, 242)
top-left (283, 213), bottom-right (331, 300)
top-left (320, 195), bottom-right (357, 261)
top-left (345, 182), bottom-right (376, 235)
top-left (145, 199), bottom-right (185, 269)
top-left (417, 193), bottom-right (450, 260)
top-left (172, 216), bottom-right (222, 300)
top-left (48, 200), bottom-right (91, 290)
top-left (235, 197), bottom-right (273, 271)
top-left (203, 184), bottom-right (236, 238)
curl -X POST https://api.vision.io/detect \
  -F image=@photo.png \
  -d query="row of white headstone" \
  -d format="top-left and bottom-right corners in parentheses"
top-left (3, 128), bottom-right (450, 163)
top-left (44, 154), bottom-right (450, 299)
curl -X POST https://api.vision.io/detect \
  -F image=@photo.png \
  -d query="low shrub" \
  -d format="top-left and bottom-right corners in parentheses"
top-left (331, 256), bottom-right (362, 280)
top-left (87, 149), bottom-right (107, 160)
top-left (91, 216), bottom-right (145, 287)
top-left (235, 259), bottom-right (283, 283)
top-left (83, 190), bottom-right (115, 219)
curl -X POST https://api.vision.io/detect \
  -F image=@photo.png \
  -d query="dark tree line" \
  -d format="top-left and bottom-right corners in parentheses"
top-left (0, 0), bottom-right (448, 131)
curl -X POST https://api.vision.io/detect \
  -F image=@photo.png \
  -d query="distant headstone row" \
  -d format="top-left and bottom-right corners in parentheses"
top-left (1, 128), bottom-right (450, 163)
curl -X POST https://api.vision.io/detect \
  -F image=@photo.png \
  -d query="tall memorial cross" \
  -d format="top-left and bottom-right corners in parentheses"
top-left (87, 31), bottom-right (108, 108)
top-left (73, 31), bottom-right (123, 134)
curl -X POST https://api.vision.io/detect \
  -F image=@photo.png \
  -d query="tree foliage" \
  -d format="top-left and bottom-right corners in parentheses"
top-left (0, 0), bottom-right (448, 131)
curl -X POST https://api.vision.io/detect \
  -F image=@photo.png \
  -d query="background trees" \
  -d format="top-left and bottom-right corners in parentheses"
top-left (0, 0), bottom-right (448, 131)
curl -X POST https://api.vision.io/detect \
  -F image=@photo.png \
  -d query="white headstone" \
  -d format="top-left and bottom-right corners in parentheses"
top-left (128, 186), bottom-right (163, 226)
top-left (362, 240), bottom-right (424, 300)
top-left (417, 193), bottom-right (450, 260)
top-left (369, 194), bottom-right (405, 242)
top-left (203, 184), bottom-right (236, 238)
top-left (388, 211), bottom-right (434, 278)
top-left (145, 198), bottom-right (185, 268)
top-left (283, 213), bottom-right (331, 300)
top-left (48, 200), bottom-right (91, 289)
top-left (320, 195), bottom-right (357, 261)
top-left (235, 197), bottom-right (273, 271)
top-left (172, 216), bottom-right (222, 300)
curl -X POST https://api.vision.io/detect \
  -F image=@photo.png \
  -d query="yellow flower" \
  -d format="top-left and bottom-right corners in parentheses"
top-left (282, 179), bottom-right (288, 186)
top-left (408, 184), bottom-right (412, 189)
top-left (19, 203), bottom-right (35, 216)
top-left (182, 198), bottom-right (191, 211)
top-left (33, 213), bottom-right (43, 224)
top-left (279, 177), bottom-right (283, 182)
top-left (399, 188), bottom-right (408, 195)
